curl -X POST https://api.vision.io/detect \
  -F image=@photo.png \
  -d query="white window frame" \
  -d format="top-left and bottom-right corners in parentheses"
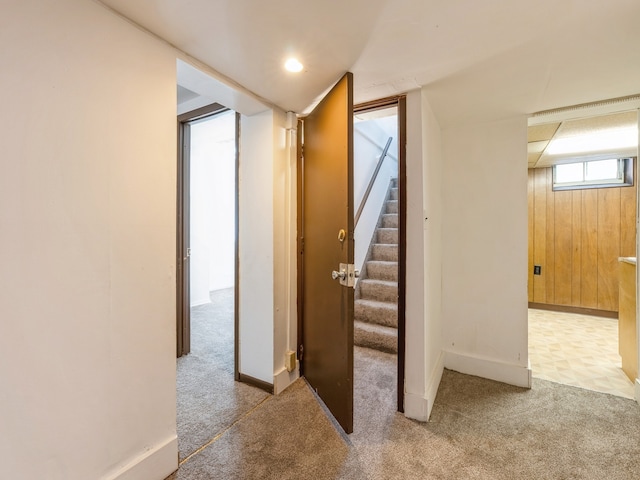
top-left (552, 158), bottom-right (634, 191)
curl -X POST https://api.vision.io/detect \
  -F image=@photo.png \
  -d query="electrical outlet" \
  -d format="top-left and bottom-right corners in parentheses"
top-left (534, 265), bottom-right (541, 275)
top-left (285, 350), bottom-right (296, 372)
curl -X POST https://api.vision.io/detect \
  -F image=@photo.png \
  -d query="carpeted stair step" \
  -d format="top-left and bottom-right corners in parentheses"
top-left (354, 176), bottom-right (399, 356)
top-left (366, 260), bottom-right (398, 281)
top-left (381, 214), bottom-right (398, 228)
top-left (372, 243), bottom-right (398, 261)
top-left (377, 227), bottom-right (398, 244)
top-left (354, 320), bottom-right (397, 354)
top-left (359, 279), bottom-right (398, 303)
top-left (355, 299), bottom-right (397, 328)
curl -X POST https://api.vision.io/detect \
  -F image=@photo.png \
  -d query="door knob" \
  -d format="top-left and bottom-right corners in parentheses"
top-left (331, 263), bottom-right (357, 287)
top-left (332, 269), bottom-right (347, 280)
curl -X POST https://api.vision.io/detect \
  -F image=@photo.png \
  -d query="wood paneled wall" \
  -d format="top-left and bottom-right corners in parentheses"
top-left (528, 166), bottom-right (637, 313)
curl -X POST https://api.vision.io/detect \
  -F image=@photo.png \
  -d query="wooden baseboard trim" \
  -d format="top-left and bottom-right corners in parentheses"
top-left (238, 373), bottom-right (274, 394)
top-left (528, 302), bottom-right (618, 319)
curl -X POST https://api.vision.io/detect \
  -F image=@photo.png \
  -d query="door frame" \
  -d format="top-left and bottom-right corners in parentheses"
top-left (297, 94), bottom-right (407, 413)
top-left (353, 95), bottom-right (407, 413)
top-left (176, 103), bottom-right (240, 382)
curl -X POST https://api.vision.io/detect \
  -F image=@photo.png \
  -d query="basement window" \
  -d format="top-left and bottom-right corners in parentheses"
top-left (552, 158), bottom-right (634, 190)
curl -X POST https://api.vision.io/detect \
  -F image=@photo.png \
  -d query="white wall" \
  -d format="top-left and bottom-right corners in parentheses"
top-left (239, 108), bottom-right (298, 392)
top-left (0, 1), bottom-right (178, 479)
top-left (419, 90), bottom-right (445, 419)
top-left (272, 110), bottom-right (300, 394)
top-left (353, 120), bottom-right (398, 276)
top-left (238, 110), bottom-right (275, 383)
top-left (353, 120), bottom-right (398, 210)
top-left (403, 90), bottom-right (430, 420)
top-left (405, 90), bottom-right (528, 420)
top-left (440, 115), bottom-right (530, 387)
top-left (189, 111), bottom-right (236, 306)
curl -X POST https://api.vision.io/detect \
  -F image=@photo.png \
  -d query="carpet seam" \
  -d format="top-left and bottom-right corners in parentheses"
top-left (178, 394), bottom-right (272, 466)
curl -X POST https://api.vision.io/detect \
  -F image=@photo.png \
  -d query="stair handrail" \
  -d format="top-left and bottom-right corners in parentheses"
top-left (355, 136), bottom-right (393, 227)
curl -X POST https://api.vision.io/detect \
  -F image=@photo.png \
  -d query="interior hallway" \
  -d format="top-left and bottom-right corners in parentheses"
top-left (169, 292), bottom-right (640, 480)
top-left (176, 288), bottom-right (269, 461)
top-left (529, 308), bottom-right (634, 399)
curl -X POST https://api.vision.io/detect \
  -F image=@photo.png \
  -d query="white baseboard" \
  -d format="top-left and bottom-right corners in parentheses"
top-left (635, 379), bottom-right (640, 404)
top-left (425, 351), bottom-right (445, 418)
top-left (404, 391), bottom-right (429, 422)
top-left (103, 434), bottom-right (178, 480)
top-left (404, 350), bottom-right (445, 422)
top-left (273, 361), bottom-right (300, 395)
top-left (444, 350), bottom-right (532, 388)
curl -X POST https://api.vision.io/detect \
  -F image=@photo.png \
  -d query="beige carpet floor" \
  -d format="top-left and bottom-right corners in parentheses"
top-left (176, 288), bottom-right (269, 461)
top-left (170, 291), bottom-right (640, 479)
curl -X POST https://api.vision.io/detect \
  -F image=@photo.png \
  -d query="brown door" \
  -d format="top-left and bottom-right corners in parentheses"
top-left (299, 73), bottom-right (354, 433)
top-left (177, 119), bottom-right (191, 357)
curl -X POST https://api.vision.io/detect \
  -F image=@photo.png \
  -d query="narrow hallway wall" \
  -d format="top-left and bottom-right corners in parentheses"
top-left (0, 0), bottom-right (178, 478)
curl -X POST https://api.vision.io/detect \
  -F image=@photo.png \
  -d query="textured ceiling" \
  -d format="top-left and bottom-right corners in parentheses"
top-left (98, 0), bottom-right (640, 127)
top-left (528, 123), bottom-right (561, 143)
top-left (555, 111), bottom-right (637, 138)
top-left (528, 111), bottom-right (638, 168)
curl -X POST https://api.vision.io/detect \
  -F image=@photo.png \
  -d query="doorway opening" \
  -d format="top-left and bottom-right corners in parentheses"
top-left (527, 102), bottom-right (639, 399)
top-left (353, 97), bottom-right (406, 413)
top-left (177, 103), bottom-right (239, 362)
top-left (175, 103), bottom-right (261, 461)
top-left (296, 79), bottom-right (407, 433)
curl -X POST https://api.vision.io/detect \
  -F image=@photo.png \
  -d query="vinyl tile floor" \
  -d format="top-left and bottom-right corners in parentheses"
top-left (529, 308), bottom-right (635, 399)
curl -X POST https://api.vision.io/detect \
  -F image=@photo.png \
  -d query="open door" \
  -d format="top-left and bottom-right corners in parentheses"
top-left (176, 102), bottom-right (230, 358)
top-left (299, 73), bottom-right (354, 433)
top-left (177, 117), bottom-right (191, 357)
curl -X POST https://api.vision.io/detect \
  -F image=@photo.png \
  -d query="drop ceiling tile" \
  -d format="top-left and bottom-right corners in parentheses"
top-left (528, 122), bottom-right (560, 142)
top-left (527, 140), bottom-right (548, 153)
top-left (528, 152), bottom-right (542, 166)
top-left (556, 111), bottom-right (637, 137)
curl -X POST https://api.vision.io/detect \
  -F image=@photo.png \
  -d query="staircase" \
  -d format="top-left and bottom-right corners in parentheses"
top-left (354, 178), bottom-right (398, 354)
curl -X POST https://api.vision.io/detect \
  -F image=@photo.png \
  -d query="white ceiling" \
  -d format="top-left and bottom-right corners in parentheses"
top-left (528, 111), bottom-right (638, 168)
top-left (98, 0), bottom-right (640, 127)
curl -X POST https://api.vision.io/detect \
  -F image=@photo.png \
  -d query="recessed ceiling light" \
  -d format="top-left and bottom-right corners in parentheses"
top-left (285, 58), bottom-right (303, 73)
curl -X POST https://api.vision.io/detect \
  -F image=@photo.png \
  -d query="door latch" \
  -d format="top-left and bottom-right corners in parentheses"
top-left (331, 263), bottom-right (359, 288)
